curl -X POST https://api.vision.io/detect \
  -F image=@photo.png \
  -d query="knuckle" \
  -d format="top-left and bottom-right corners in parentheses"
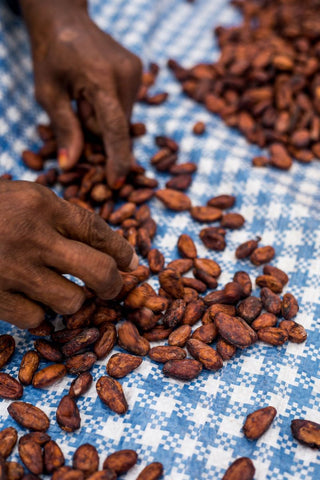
top-left (122, 55), bottom-right (143, 79)
top-left (59, 289), bottom-right (85, 315)
top-left (95, 257), bottom-right (122, 298)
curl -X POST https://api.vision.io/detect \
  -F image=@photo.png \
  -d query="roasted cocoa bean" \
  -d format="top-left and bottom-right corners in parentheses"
top-left (56, 395), bottom-right (81, 432)
top-left (0, 427), bottom-right (18, 458)
top-left (168, 325), bottom-right (192, 347)
top-left (250, 246), bottom-right (275, 266)
top-left (291, 419), bottom-right (320, 449)
top-left (243, 406), bottom-right (277, 440)
top-left (18, 351), bottom-right (40, 386)
top-left (215, 313), bottom-right (257, 348)
top-left (282, 293), bottom-right (299, 319)
top-left (69, 372), bottom-right (93, 398)
top-left (106, 353), bottom-right (142, 378)
top-left (72, 444), bottom-right (99, 478)
top-left (149, 346), bottom-right (186, 363)
top-left (257, 327), bottom-right (288, 346)
top-left (103, 450), bottom-right (137, 475)
top-left (163, 359), bottom-right (202, 381)
top-left (32, 364), bottom-right (67, 389)
top-left (0, 334), bottom-right (15, 369)
top-left (66, 352), bottom-right (97, 374)
top-left (260, 287), bottom-right (282, 315)
top-left (8, 402), bottom-right (50, 432)
top-left (0, 373), bottom-right (23, 399)
top-left (118, 322), bottom-right (150, 356)
top-left (222, 457), bottom-right (255, 480)
top-left (44, 440), bottom-right (65, 474)
top-left (187, 339), bottom-right (223, 371)
top-left (236, 296), bottom-right (262, 324)
top-left (96, 376), bottom-right (128, 414)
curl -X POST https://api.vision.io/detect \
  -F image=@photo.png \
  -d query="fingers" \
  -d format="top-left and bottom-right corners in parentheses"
top-left (56, 199), bottom-right (138, 271)
top-left (43, 236), bottom-right (124, 300)
top-left (37, 87), bottom-right (83, 171)
top-left (0, 291), bottom-right (45, 329)
top-left (92, 89), bottom-right (132, 188)
top-left (17, 267), bottom-right (86, 316)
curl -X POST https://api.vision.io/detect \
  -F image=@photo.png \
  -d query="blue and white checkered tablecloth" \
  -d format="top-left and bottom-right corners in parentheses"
top-left (1, 1), bottom-right (320, 479)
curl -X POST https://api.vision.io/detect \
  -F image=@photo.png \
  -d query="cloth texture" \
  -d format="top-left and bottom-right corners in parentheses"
top-left (0, 1), bottom-right (320, 479)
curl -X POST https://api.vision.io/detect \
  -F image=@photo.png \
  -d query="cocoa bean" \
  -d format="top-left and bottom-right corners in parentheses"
top-left (291, 419), bottom-right (320, 449)
top-left (177, 234), bottom-right (197, 259)
top-left (216, 338), bottom-right (237, 360)
top-left (147, 249), bottom-right (165, 273)
top-left (207, 195), bottom-right (235, 209)
top-left (0, 373), bottom-right (23, 399)
top-left (18, 439), bottom-right (43, 475)
top-left (282, 293), bottom-right (299, 319)
top-left (32, 364), bottom-right (67, 389)
top-left (236, 296), bottom-right (262, 324)
top-left (136, 462), bottom-right (163, 480)
top-left (0, 335), bottom-right (15, 369)
top-left (263, 265), bottom-right (289, 286)
top-left (222, 457), bottom-right (255, 480)
top-left (118, 321), bottom-right (150, 356)
top-left (96, 376), bottom-right (128, 414)
top-left (243, 406), bottom-right (277, 440)
top-left (65, 352), bottom-right (97, 374)
top-left (6, 461), bottom-right (24, 480)
top-left (155, 189), bottom-right (191, 211)
top-left (260, 288), bottom-right (282, 315)
top-left (250, 246), bottom-right (275, 265)
top-left (93, 324), bottom-right (117, 359)
top-left (251, 313), bottom-right (277, 331)
top-left (235, 238), bottom-right (260, 259)
top-left (215, 313), bottom-right (257, 348)
top-left (159, 269), bottom-right (184, 299)
top-left (103, 450), bottom-right (137, 475)
top-left (163, 359), bottom-right (202, 381)
top-left (233, 271), bottom-right (252, 297)
top-left (149, 346), bottom-right (186, 363)
top-left (8, 402), bottom-right (50, 431)
top-left (220, 212), bottom-right (245, 229)
top-left (168, 325), bottom-right (192, 347)
top-left (190, 206), bottom-right (222, 223)
top-left (0, 427), bottom-right (18, 458)
top-left (72, 444), bottom-right (99, 478)
top-left (191, 323), bottom-right (218, 343)
top-left (18, 351), bottom-right (40, 386)
top-left (34, 340), bottom-right (63, 362)
top-left (56, 395), bottom-right (81, 432)
top-left (62, 329), bottom-right (100, 357)
top-left (106, 353), bottom-right (142, 378)
top-left (166, 259), bottom-right (193, 274)
top-left (69, 372), bottom-right (93, 398)
top-left (44, 440), bottom-right (65, 474)
top-left (257, 327), bottom-right (288, 346)
top-left (256, 275), bottom-right (283, 293)
top-left (187, 339), bottom-right (223, 371)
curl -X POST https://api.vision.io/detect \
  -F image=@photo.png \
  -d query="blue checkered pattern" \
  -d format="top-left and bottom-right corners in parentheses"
top-left (1, 0), bottom-right (320, 478)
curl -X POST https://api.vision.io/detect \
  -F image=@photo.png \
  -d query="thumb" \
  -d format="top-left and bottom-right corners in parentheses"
top-left (41, 90), bottom-right (84, 171)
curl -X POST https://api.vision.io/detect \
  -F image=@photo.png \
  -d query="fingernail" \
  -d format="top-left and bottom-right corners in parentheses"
top-left (58, 148), bottom-right (70, 170)
top-left (128, 252), bottom-right (139, 271)
top-left (112, 176), bottom-right (126, 190)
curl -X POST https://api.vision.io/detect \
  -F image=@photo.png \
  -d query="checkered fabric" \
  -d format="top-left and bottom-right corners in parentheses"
top-left (1, 0), bottom-right (320, 479)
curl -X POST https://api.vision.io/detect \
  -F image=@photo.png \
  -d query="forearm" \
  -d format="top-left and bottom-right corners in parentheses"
top-left (20, 0), bottom-right (88, 59)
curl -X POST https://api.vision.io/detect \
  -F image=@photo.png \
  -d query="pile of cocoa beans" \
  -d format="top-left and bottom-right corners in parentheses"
top-left (169, 0), bottom-right (320, 169)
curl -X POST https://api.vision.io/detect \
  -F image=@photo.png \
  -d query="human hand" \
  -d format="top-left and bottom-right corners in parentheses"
top-left (21, 0), bottom-right (142, 188)
top-left (0, 180), bottom-right (138, 329)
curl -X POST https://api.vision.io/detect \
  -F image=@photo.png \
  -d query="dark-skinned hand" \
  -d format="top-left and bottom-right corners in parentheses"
top-left (20, 0), bottom-right (142, 188)
top-left (0, 180), bottom-right (138, 329)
